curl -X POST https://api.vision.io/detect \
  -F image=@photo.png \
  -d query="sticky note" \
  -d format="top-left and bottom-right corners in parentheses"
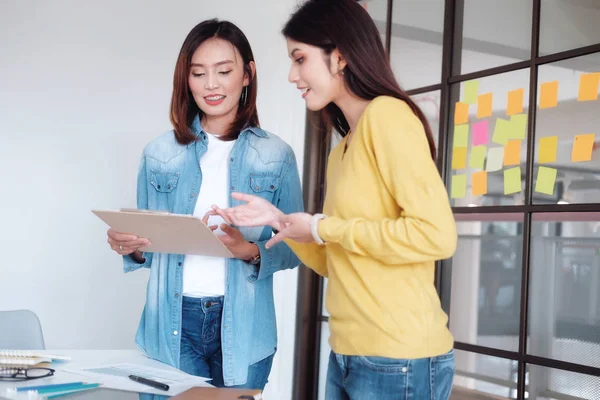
top-left (472, 120), bottom-right (489, 146)
top-left (538, 136), bottom-right (558, 163)
top-left (508, 114), bottom-right (528, 140)
top-left (451, 174), bottom-right (467, 199)
top-left (453, 125), bottom-right (469, 148)
top-left (469, 145), bottom-right (487, 169)
top-left (504, 167), bottom-right (522, 195)
top-left (455, 102), bottom-right (469, 125)
top-left (472, 171), bottom-right (488, 196)
top-left (486, 147), bottom-right (504, 172)
top-left (540, 81), bottom-right (559, 109)
top-left (477, 93), bottom-right (493, 118)
top-left (507, 88), bottom-right (524, 116)
top-left (463, 80), bottom-right (479, 104)
top-left (535, 166), bottom-right (557, 195)
top-left (452, 147), bottom-right (468, 169)
top-left (572, 133), bottom-right (595, 162)
top-left (492, 118), bottom-right (511, 145)
top-left (504, 140), bottom-right (522, 166)
top-left (578, 73), bottom-right (600, 102)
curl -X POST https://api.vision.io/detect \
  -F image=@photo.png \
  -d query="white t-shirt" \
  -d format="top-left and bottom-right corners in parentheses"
top-left (182, 133), bottom-right (236, 297)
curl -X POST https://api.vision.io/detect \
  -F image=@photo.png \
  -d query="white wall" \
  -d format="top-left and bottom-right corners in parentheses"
top-left (0, 1), bottom-right (306, 399)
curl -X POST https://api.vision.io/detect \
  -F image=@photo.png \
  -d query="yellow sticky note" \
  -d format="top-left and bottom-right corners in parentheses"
top-left (504, 140), bottom-right (522, 166)
top-left (507, 88), bottom-right (524, 116)
top-left (463, 80), bottom-right (479, 104)
top-left (477, 93), bottom-right (493, 118)
top-left (572, 133), bottom-right (595, 162)
top-left (469, 145), bottom-right (487, 169)
top-left (452, 147), bottom-right (468, 170)
top-left (538, 136), bottom-right (558, 163)
top-left (578, 73), bottom-right (600, 102)
top-left (535, 166), bottom-right (557, 196)
top-left (472, 171), bottom-right (488, 196)
top-left (508, 114), bottom-right (528, 140)
top-left (540, 81), bottom-right (559, 109)
top-left (455, 102), bottom-right (469, 125)
top-left (453, 125), bottom-right (469, 148)
top-left (492, 118), bottom-right (511, 145)
top-left (504, 167), bottom-right (522, 195)
top-left (451, 174), bottom-right (467, 199)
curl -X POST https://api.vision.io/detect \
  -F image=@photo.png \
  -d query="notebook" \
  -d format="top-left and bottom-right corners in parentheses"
top-left (0, 350), bottom-right (71, 366)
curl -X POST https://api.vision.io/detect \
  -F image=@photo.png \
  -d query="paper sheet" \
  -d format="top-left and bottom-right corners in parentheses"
top-left (453, 125), bottom-right (469, 148)
top-left (472, 120), bottom-right (489, 146)
top-left (578, 73), bottom-right (600, 102)
top-left (451, 174), bottom-right (467, 199)
top-left (463, 80), bottom-right (479, 104)
top-left (572, 133), bottom-right (595, 162)
top-left (535, 166), bottom-right (557, 196)
top-left (486, 147), bottom-right (504, 172)
top-left (507, 88), bottom-right (524, 116)
top-left (538, 136), bottom-right (558, 163)
top-left (477, 93), bottom-right (493, 118)
top-left (539, 81), bottom-right (559, 109)
top-left (469, 145), bottom-right (487, 170)
top-left (62, 362), bottom-right (211, 396)
top-left (471, 171), bottom-right (488, 196)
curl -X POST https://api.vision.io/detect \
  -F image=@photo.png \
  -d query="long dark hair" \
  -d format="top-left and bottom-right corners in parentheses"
top-left (283, 0), bottom-right (436, 159)
top-left (170, 19), bottom-right (259, 144)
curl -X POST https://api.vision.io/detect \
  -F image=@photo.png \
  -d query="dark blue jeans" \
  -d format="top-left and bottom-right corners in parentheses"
top-left (178, 296), bottom-right (274, 389)
top-left (325, 349), bottom-right (455, 400)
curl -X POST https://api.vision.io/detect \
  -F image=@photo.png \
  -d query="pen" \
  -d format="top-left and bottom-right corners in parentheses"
top-left (128, 374), bottom-right (170, 391)
top-left (16, 382), bottom-right (84, 392)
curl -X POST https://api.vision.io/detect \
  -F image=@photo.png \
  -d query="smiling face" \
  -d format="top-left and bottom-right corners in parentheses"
top-left (286, 38), bottom-right (346, 111)
top-left (188, 38), bottom-right (250, 126)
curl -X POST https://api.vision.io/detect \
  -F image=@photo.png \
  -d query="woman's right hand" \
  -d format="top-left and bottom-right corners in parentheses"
top-left (211, 192), bottom-right (285, 230)
top-left (107, 228), bottom-right (151, 259)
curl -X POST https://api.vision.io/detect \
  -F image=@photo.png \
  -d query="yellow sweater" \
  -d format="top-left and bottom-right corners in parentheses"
top-left (288, 96), bottom-right (457, 359)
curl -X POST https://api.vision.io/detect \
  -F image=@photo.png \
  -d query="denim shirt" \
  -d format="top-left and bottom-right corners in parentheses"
top-left (122, 115), bottom-right (303, 386)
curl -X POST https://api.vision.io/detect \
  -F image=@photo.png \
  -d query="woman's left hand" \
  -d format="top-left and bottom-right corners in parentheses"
top-left (266, 212), bottom-right (314, 249)
top-left (203, 211), bottom-right (258, 260)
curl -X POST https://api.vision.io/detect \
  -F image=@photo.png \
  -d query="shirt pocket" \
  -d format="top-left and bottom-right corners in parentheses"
top-left (150, 171), bottom-right (179, 193)
top-left (249, 173), bottom-right (281, 203)
top-left (149, 171), bottom-right (180, 211)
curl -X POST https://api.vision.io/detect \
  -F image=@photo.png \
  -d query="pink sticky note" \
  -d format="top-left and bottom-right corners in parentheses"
top-left (472, 120), bottom-right (489, 146)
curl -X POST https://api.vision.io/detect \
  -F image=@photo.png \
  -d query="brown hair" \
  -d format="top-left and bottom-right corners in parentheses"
top-left (170, 19), bottom-right (259, 144)
top-left (283, 0), bottom-right (436, 159)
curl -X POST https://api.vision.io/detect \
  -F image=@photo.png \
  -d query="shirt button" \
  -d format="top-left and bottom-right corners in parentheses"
top-left (230, 186), bottom-right (235, 190)
top-left (173, 331), bottom-right (178, 336)
top-left (175, 293), bottom-right (179, 298)
top-left (178, 262), bottom-right (182, 267)
top-left (230, 157), bottom-right (234, 162)
top-left (191, 193), bottom-right (196, 197)
top-left (402, 367), bottom-right (407, 373)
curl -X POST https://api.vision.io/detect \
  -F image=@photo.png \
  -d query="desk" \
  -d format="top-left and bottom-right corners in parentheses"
top-left (0, 350), bottom-right (210, 399)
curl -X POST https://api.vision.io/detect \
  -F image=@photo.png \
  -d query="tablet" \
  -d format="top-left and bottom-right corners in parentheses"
top-left (92, 209), bottom-right (234, 258)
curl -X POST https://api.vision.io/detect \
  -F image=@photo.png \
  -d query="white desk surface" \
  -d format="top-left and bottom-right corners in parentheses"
top-left (0, 350), bottom-right (208, 399)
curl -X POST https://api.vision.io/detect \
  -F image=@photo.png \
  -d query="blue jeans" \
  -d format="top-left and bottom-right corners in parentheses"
top-left (325, 349), bottom-right (455, 400)
top-left (178, 296), bottom-right (274, 389)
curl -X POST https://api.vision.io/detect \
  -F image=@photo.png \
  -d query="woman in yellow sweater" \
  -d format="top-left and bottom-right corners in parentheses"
top-left (211, 0), bottom-right (458, 398)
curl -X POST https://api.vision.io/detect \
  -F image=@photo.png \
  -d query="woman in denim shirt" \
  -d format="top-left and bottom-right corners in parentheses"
top-left (106, 19), bottom-right (303, 389)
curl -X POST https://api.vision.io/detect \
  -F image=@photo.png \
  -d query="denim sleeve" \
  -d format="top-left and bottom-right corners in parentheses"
top-left (245, 149), bottom-right (303, 282)
top-left (123, 153), bottom-right (154, 273)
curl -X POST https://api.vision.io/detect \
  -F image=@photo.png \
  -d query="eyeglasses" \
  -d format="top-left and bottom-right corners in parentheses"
top-left (0, 367), bottom-right (55, 381)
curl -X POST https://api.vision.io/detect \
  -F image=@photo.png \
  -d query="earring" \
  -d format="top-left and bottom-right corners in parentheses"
top-left (340, 69), bottom-right (345, 76)
top-left (240, 86), bottom-right (248, 106)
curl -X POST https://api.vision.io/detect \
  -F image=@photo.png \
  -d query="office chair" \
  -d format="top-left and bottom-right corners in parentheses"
top-left (0, 310), bottom-right (45, 350)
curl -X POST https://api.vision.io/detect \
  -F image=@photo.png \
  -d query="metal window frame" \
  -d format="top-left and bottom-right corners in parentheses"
top-left (292, 1), bottom-right (600, 399)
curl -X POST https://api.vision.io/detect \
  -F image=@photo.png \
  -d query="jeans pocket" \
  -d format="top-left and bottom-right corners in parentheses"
top-left (358, 355), bottom-right (410, 374)
top-left (431, 350), bottom-right (455, 400)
